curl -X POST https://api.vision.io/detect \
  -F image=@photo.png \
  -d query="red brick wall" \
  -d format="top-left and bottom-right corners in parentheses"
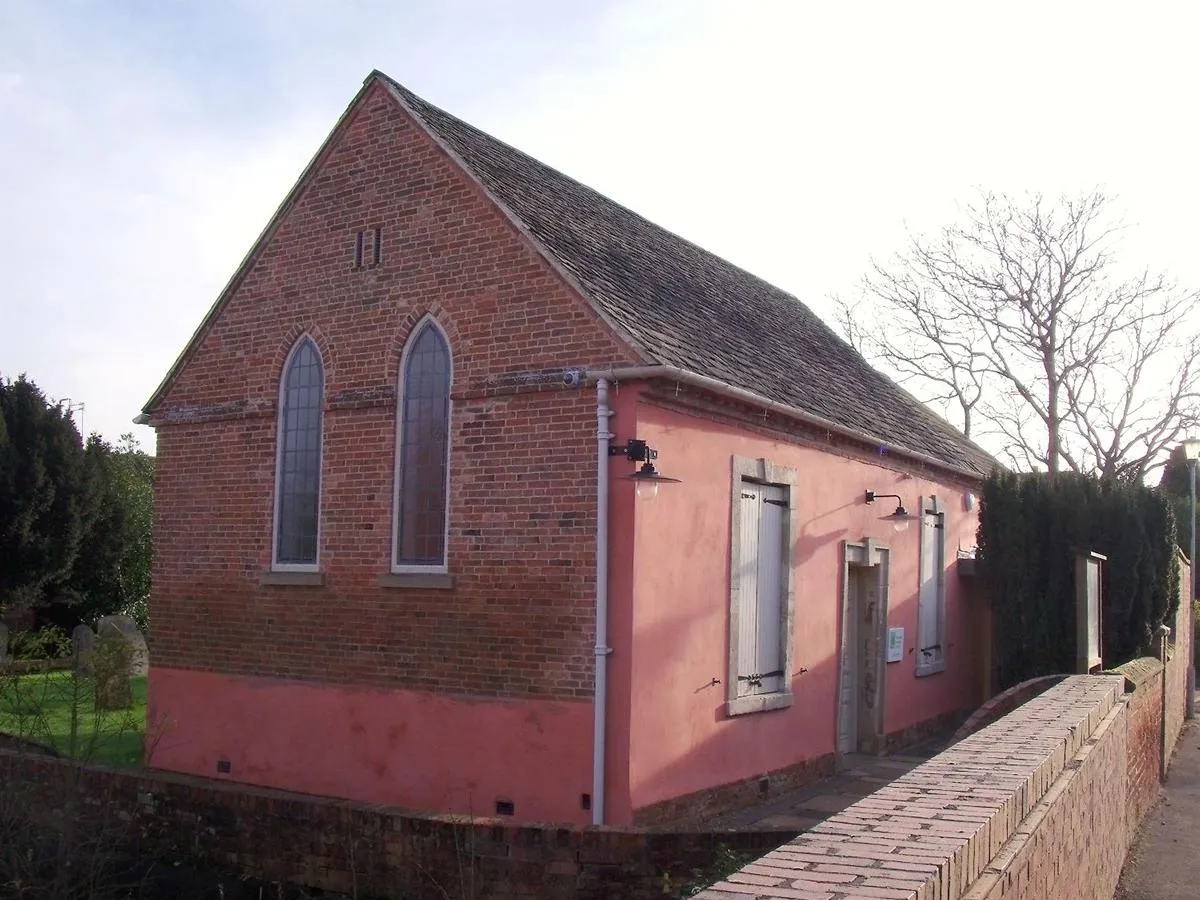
top-left (149, 81), bottom-right (637, 700)
top-left (0, 748), bottom-right (792, 900)
top-left (973, 695), bottom-right (1128, 900)
top-left (700, 659), bottom-right (1191, 900)
top-left (1165, 555), bottom-right (1192, 764)
top-left (698, 676), bottom-right (1130, 899)
top-left (1119, 659), bottom-right (1164, 847)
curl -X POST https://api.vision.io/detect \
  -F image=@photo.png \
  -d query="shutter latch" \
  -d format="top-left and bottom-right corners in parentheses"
top-left (737, 669), bottom-right (784, 687)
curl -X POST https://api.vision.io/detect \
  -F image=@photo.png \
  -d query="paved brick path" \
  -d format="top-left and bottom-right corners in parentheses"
top-left (711, 749), bottom-right (942, 831)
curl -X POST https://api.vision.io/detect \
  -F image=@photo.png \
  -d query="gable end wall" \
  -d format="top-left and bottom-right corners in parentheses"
top-left (151, 81), bottom-right (635, 699)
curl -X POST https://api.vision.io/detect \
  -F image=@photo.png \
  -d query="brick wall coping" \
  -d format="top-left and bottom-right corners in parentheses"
top-left (698, 674), bottom-right (1125, 900)
top-left (1110, 656), bottom-right (1163, 692)
top-left (950, 675), bottom-right (1066, 742)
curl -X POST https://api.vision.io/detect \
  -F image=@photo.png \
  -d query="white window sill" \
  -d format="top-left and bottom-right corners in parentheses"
top-left (915, 659), bottom-right (946, 677)
top-left (726, 691), bottom-right (793, 717)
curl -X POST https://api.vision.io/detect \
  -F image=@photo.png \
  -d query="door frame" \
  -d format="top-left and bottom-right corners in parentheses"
top-left (837, 539), bottom-right (891, 759)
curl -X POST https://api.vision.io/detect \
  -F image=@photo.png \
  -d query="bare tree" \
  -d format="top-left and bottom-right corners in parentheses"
top-left (836, 190), bottom-right (1200, 481)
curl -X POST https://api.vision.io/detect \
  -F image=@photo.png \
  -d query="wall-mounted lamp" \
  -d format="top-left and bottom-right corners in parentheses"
top-left (610, 439), bottom-right (682, 498)
top-left (865, 490), bottom-right (918, 532)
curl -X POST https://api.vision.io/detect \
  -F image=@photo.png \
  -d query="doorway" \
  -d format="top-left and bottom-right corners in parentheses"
top-left (837, 541), bottom-right (889, 757)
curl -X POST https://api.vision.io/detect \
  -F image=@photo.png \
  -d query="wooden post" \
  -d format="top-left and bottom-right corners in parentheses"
top-left (1160, 623), bottom-right (1171, 783)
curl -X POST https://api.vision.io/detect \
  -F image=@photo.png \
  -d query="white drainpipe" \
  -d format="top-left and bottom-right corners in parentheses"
top-left (592, 377), bottom-right (614, 825)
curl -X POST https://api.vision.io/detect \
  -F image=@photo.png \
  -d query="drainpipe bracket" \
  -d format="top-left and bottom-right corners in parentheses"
top-left (594, 646), bottom-right (614, 656)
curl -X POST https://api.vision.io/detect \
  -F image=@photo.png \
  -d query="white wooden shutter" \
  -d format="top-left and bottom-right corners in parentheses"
top-left (756, 485), bottom-right (786, 694)
top-left (917, 500), bottom-right (944, 669)
top-left (736, 482), bottom-right (787, 697)
top-left (736, 485), bottom-right (762, 697)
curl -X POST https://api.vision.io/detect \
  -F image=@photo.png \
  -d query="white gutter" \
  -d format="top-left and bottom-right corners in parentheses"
top-left (584, 364), bottom-right (987, 484)
top-left (592, 377), bottom-right (614, 825)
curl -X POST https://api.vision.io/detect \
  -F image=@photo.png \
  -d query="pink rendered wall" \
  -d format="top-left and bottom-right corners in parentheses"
top-left (624, 401), bottom-right (981, 813)
top-left (148, 668), bottom-right (594, 825)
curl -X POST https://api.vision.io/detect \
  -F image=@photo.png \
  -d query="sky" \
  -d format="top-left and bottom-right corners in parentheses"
top-left (2, 0), bottom-right (1199, 452)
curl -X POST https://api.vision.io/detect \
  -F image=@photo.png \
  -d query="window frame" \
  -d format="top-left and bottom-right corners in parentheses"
top-left (271, 335), bottom-right (325, 573)
top-left (726, 455), bottom-right (797, 717)
top-left (391, 315), bottom-right (453, 575)
top-left (915, 494), bottom-right (947, 677)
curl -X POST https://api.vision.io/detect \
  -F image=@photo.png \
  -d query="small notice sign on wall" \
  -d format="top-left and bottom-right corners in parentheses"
top-left (886, 627), bottom-right (904, 663)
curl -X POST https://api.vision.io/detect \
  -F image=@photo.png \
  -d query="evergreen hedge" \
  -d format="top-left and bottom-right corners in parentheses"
top-left (977, 470), bottom-right (1180, 692)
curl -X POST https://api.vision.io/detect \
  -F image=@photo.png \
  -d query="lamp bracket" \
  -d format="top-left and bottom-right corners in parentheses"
top-left (865, 491), bottom-right (903, 505)
top-left (609, 439), bottom-right (656, 462)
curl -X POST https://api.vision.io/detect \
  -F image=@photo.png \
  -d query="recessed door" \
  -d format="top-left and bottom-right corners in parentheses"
top-left (837, 568), bottom-right (861, 753)
top-left (838, 554), bottom-right (886, 756)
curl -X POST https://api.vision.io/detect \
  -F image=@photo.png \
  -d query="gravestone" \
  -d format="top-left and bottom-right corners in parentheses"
top-left (93, 628), bottom-right (132, 711)
top-left (0, 622), bottom-right (7, 665)
top-left (71, 624), bottom-right (97, 675)
top-left (96, 615), bottom-right (149, 676)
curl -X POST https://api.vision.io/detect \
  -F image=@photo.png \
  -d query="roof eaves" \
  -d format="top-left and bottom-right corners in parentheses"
top-left (139, 77), bottom-right (379, 417)
top-left (590, 364), bottom-right (994, 483)
top-left (373, 73), bottom-right (657, 368)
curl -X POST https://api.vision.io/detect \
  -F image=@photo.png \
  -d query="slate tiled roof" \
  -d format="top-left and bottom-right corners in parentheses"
top-left (380, 74), bottom-right (994, 478)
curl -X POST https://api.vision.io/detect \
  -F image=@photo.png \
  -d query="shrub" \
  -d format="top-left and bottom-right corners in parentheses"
top-left (10, 626), bottom-right (71, 661)
top-left (978, 470), bottom-right (1179, 691)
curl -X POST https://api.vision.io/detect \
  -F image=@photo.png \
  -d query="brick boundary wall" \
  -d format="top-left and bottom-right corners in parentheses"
top-left (950, 675), bottom-right (1067, 743)
top-left (0, 595), bottom-right (1188, 899)
top-left (699, 676), bottom-right (1133, 899)
top-left (0, 705), bottom-right (986, 899)
top-left (0, 748), bottom-right (796, 899)
top-left (0, 671), bottom-right (1182, 900)
top-left (1113, 657), bottom-right (1164, 848)
top-left (697, 569), bottom-right (1194, 900)
top-left (1164, 554), bottom-right (1192, 767)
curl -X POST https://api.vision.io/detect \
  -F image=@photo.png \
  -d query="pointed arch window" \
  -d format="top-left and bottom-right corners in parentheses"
top-left (394, 320), bottom-right (451, 571)
top-left (273, 337), bottom-right (324, 569)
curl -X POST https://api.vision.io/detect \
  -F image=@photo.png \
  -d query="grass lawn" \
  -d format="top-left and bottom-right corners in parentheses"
top-left (0, 670), bottom-right (147, 767)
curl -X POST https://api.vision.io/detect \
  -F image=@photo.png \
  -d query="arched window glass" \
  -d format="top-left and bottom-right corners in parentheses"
top-left (395, 322), bottom-right (451, 568)
top-left (274, 337), bottom-right (323, 567)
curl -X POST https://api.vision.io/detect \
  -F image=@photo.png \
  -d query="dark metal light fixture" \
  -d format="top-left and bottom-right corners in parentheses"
top-left (610, 439), bottom-right (682, 497)
top-left (865, 490), bottom-right (918, 531)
